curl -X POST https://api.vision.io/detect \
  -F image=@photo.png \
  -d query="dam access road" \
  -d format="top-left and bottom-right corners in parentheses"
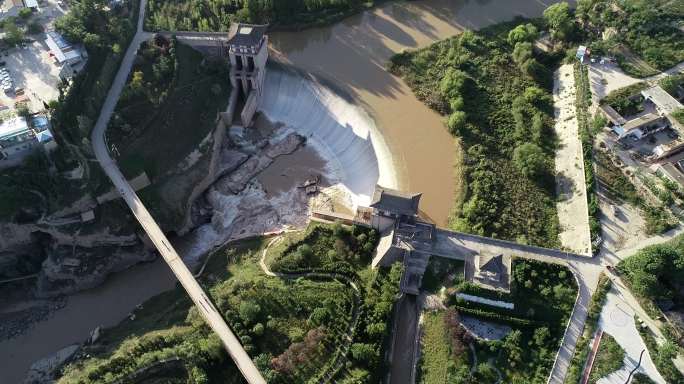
top-left (90, 0), bottom-right (266, 383)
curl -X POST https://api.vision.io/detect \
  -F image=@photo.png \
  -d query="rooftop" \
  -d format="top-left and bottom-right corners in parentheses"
top-left (0, 116), bottom-right (29, 140)
top-left (621, 113), bottom-right (667, 133)
top-left (642, 86), bottom-right (683, 115)
top-left (370, 185), bottom-right (422, 216)
top-left (660, 162), bottom-right (684, 186)
top-left (478, 254), bottom-right (504, 276)
top-left (45, 31), bottom-right (82, 64)
top-left (227, 23), bottom-right (267, 52)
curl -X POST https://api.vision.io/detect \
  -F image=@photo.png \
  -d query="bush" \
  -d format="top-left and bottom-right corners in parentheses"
top-left (513, 143), bottom-right (546, 178)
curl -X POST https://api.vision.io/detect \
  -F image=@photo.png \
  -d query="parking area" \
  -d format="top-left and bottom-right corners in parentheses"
top-left (0, 0), bottom-right (68, 113)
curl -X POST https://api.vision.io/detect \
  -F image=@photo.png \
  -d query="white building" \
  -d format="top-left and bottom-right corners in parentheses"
top-left (642, 85), bottom-right (683, 116)
top-left (227, 23), bottom-right (268, 127)
top-left (0, 116), bottom-right (36, 162)
top-left (45, 31), bottom-right (87, 79)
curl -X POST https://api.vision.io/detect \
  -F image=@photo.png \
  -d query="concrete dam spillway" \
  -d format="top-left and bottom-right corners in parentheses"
top-left (260, 67), bottom-right (399, 207)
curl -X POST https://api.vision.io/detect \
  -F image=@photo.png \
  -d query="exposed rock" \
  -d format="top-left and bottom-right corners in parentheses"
top-left (24, 344), bottom-right (79, 384)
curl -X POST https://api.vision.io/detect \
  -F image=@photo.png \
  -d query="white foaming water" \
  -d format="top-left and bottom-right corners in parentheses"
top-left (260, 68), bottom-right (398, 207)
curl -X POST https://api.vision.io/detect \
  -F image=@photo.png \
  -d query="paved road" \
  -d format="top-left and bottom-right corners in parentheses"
top-left (89, 1), bottom-right (265, 383)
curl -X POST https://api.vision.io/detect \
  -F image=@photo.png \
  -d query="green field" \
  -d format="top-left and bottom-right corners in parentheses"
top-left (588, 333), bottom-right (625, 383)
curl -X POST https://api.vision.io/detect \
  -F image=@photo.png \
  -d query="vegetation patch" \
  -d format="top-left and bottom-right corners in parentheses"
top-left (389, 20), bottom-right (562, 248)
top-left (145, 0), bottom-right (377, 31)
top-left (632, 373), bottom-right (657, 384)
top-left (577, 0), bottom-right (684, 77)
top-left (106, 37), bottom-right (231, 229)
top-left (618, 234), bottom-right (684, 320)
top-left (418, 259), bottom-right (577, 383)
top-left (600, 82), bottom-right (648, 118)
top-left (588, 333), bottom-right (625, 383)
top-left (57, 223), bottom-right (401, 384)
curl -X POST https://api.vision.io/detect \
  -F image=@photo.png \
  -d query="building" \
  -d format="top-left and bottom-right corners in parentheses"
top-left (642, 85), bottom-right (683, 116)
top-left (368, 185), bottom-right (422, 231)
top-left (227, 23), bottom-right (268, 127)
top-left (576, 45), bottom-right (590, 64)
top-left (617, 113), bottom-right (670, 142)
top-left (22, 0), bottom-right (37, 9)
top-left (46, 31), bottom-right (87, 78)
top-left (0, 116), bottom-right (36, 162)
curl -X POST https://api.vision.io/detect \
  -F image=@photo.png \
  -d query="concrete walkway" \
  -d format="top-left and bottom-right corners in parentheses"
top-left (554, 64), bottom-right (592, 256)
top-left (596, 289), bottom-right (665, 384)
top-left (88, 1), bottom-right (265, 383)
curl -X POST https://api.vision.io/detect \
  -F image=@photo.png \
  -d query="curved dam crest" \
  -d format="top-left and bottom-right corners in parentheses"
top-left (261, 67), bottom-right (399, 207)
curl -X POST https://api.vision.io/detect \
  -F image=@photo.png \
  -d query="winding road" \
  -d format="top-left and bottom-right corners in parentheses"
top-left (89, 1), bottom-right (265, 383)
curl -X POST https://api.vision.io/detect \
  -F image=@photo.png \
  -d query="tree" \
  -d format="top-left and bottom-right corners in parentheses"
top-left (447, 110), bottom-right (467, 135)
top-left (533, 327), bottom-right (550, 347)
top-left (512, 42), bottom-right (533, 65)
top-left (543, 2), bottom-right (575, 41)
top-left (16, 104), bottom-right (30, 119)
top-left (3, 21), bottom-right (24, 46)
top-left (350, 343), bottom-right (378, 366)
top-left (503, 330), bottom-right (524, 367)
top-left (18, 7), bottom-right (32, 20)
top-left (238, 301), bottom-right (261, 325)
top-left (440, 68), bottom-right (468, 100)
top-left (508, 23), bottom-right (539, 45)
top-left (513, 143), bottom-right (546, 177)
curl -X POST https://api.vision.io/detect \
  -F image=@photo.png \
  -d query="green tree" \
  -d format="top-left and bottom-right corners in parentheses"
top-left (507, 23), bottom-right (539, 45)
top-left (18, 7), bottom-right (32, 20)
top-left (440, 68), bottom-right (468, 100)
top-left (543, 2), bottom-right (574, 41)
top-left (513, 143), bottom-right (546, 177)
top-left (3, 21), bottom-right (24, 46)
top-left (512, 42), bottom-right (533, 65)
top-left (238, 301), bottom-right (261, 325)
top-left (447, 110), bottom-right (467, 135)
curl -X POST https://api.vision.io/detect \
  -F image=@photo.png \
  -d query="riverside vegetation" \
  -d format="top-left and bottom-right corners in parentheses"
top-left (145, 0), bottom-right (377, 31)
top-left (56, 223), bottom-right (401, 383)
top-left (418, 259), bottom-right (577, 384)
top-left (389, 20), bottom-right (562, 248)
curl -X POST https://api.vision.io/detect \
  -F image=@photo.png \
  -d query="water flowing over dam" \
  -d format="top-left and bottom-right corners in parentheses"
top-left (261, 67), bottom-right (399, 207)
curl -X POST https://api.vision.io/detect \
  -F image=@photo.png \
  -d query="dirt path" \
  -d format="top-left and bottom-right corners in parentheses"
top-left (554, 64), bottom-right (592, 255)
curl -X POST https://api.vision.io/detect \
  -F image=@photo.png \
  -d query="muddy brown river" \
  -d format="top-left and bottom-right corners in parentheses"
top-left (0, 1), bottom-right (572, 382)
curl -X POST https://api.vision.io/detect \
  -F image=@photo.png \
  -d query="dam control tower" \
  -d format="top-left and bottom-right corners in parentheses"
top-left (227, 23), bottom-right (269, 127)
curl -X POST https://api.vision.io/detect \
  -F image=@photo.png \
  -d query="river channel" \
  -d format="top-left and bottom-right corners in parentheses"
top-left (0, 1), bottom-right (572, 382)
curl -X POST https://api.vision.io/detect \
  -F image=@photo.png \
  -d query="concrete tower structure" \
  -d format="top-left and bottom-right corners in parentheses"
top-left (227, 23), bottom-right (268, 127)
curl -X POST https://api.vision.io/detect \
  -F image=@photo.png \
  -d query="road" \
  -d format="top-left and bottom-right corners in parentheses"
top-left (89, 1), bottom-right (265, 383)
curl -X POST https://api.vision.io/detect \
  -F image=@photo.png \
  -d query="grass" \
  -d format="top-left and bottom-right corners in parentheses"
top-left (419, 312), bottom-right (452, 383)
top-left (632, 373), bottom-right (657, 384)
top-left (588, 333), bottom-right (625, 383)
top-left (594, 150), bottom-right (639, 205)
